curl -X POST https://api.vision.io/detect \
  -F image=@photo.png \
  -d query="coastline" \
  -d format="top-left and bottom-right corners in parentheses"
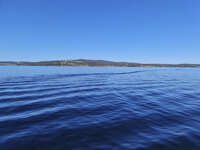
top-left (0, 59), bottom-right (200, 68)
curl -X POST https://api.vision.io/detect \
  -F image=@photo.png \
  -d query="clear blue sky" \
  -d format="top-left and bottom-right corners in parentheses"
top-left (0, 0), bottom-right (200, 63)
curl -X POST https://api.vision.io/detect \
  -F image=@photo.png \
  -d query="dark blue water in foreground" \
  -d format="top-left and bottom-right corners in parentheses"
top-left (0, 66), bottom-right (200, 150)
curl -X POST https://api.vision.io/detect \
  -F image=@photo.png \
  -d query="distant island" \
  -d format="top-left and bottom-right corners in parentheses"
top-left (0, 59), bottom-right (200, 68)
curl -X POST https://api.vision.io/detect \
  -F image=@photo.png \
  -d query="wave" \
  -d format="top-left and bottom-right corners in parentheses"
top-left (0, 68), bottom-right (200, 150)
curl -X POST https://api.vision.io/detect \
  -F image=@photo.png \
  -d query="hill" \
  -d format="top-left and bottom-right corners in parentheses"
top-left (0, 59), bottom-right (200, 68)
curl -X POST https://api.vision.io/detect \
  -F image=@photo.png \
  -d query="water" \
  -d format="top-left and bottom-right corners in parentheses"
top-left (0, 66), bottom-right (200, 150)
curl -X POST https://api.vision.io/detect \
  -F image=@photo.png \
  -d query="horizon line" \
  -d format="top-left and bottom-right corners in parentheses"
top-left (0, 59), bottom-right (200, 65)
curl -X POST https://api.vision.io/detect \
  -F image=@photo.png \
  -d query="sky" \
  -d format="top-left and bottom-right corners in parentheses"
top-left (0, 0), bottom-right (200, 63)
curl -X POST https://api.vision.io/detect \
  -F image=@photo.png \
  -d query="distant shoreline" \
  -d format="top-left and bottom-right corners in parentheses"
top-left (0, 59), bottom-right (200, 68)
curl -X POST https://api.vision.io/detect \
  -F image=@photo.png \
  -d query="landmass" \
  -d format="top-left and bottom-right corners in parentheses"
top-left (0, 59), bottom-right (200, 67)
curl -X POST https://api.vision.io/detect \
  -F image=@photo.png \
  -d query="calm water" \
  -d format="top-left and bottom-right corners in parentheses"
top-left (0, 66), bottom-right (200, 150)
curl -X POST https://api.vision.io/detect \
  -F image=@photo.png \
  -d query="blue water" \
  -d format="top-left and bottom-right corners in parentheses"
top-left (0, 66), bottom-right (200, 150)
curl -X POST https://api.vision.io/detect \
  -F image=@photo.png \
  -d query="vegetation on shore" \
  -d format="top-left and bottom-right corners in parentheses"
top-left (0, 59), bottom-right (200, 68)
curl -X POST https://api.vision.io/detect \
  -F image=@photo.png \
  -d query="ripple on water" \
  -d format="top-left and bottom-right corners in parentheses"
top-left (0, 67), bottom-right (200, 150)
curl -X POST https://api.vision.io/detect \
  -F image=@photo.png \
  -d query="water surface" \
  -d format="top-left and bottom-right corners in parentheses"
top-left (0, 66), bottom-right (200, 150)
